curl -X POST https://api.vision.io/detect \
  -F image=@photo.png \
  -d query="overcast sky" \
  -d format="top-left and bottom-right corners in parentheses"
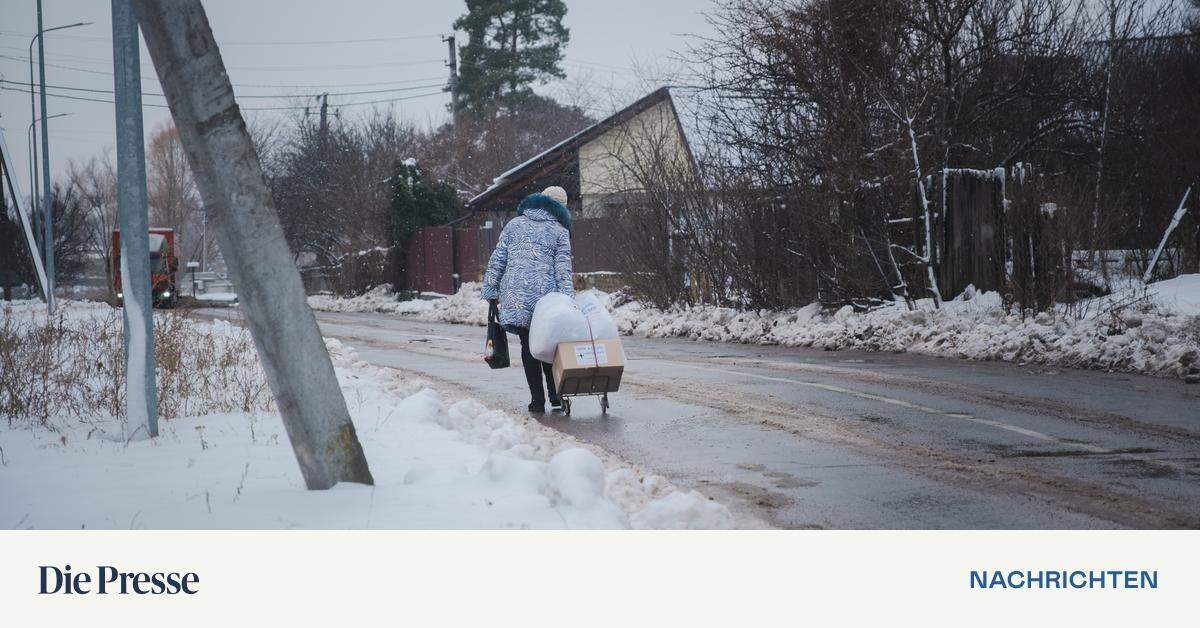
top-left (0, 0), bottom-right (716, 200)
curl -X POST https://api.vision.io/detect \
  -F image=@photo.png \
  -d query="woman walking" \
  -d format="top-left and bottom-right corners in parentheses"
top-left (481, 185), bottom-right (574, 413)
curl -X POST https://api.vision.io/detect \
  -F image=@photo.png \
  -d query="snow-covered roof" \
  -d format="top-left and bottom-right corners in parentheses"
top-left (466, 87), bottom-right (686, 211)
top-left (148, 233), bottom-right (166, 253)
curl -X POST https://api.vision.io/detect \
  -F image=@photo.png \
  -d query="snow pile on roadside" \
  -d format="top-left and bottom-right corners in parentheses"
top-left (1, 301), bottom-right (731, 530)
top-left (604, 282), bottom-right (1200, 379)
top-left (415, 282), bottom-right (489, 324)
top-left (308, 285), bottom-right (410, 314)
top-left (196, 292), bottom-right (238, 304)
top-left (306, 274), bottom-right (1200, 379)
top-left (326, 337), bottom-right (731, 529)
top-left (308, 283), bottom-right (488, 323)
top-left (1145, 273), bottom-right (1200, 315)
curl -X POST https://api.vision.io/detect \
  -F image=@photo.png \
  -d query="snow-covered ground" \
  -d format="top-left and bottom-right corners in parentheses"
top-left (1, 300), bottom-right (732, 529)
top-left (310, 275), bottom-right (1200, 380)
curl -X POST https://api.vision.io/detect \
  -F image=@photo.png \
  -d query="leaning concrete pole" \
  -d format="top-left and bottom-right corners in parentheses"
top-left (131, 0), bottom-right (373, 489)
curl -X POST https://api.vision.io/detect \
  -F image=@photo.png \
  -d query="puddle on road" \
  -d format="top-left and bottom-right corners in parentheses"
top-left (736, 463), bottom-right (820, 489)
top-left (1004, 447), bottom-right (1162, 458)
top-left (710, 480), bottom-right (793, 509)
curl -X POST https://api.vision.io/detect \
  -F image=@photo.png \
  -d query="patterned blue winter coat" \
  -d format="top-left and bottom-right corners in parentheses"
top-left (481, 193), bottom-right (574, 328)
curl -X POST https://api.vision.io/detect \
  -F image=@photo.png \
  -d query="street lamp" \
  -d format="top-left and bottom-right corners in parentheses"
top-left (26, 112), bottom-right (71, 256)
top-left (30, 16), bottom-right (92, 313)
top-left (27, 21), bottom-right (91, 201)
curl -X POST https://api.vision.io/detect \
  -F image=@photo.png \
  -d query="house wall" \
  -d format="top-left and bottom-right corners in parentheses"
top-left (577, 98), bottom-right (692, 217)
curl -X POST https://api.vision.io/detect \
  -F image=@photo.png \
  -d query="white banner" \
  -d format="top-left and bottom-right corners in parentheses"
top-left (1, 531), bottom-right (1196, 627)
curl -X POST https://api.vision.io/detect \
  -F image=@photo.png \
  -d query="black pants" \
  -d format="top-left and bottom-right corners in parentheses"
top-left (509, 326), bottom-right (558, 406)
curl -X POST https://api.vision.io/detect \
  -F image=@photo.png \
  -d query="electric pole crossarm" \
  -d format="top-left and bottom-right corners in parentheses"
top-left (131, 0), bottom-right (373, 489)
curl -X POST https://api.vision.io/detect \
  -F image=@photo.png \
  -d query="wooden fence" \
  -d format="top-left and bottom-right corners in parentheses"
top-left (403, 216), bottom-right (627, 294)
top-left (938, 169), bottom-right (1007, 299)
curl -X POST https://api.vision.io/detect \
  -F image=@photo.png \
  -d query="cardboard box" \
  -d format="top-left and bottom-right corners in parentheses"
top-left (552, 338), bottom-right (624, 395)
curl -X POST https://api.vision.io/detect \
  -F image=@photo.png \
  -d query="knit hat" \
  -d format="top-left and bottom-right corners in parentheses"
top-left (542, 186), bottom-right (568, 207)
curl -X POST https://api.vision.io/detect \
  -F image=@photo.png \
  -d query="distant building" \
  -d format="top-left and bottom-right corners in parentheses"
top-left (465, 87), bottom-right (697, 219)
top-left (405, 88), bottom-right (697, 295)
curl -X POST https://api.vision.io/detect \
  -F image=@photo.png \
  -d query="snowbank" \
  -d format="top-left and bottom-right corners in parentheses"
top-left (196, 291), bottom-right (238, 304)
top-left (309, 276), bottom-right (1200, 380)
top-left (308, 284), bottom-right (485, 322)
top-left (1, 300), bottom-right (731, 530)
top-left (1145, 273), bottom-right (1200, 315)
top-left (606, 285), bottom-right (1199, 379)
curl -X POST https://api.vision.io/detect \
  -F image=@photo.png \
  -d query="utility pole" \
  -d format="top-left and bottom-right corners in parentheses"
top-left (132, 0), bottom-right (373, 489)
top-left (318, 93), bottom-right (329, 143)
top-left (28, 40), bottom-right (41, 260)
top-left (36, 0), bottom-right (55, 312)
top-left (443, 35), bottom-right (461, 181)
top-left (443, 35), bottom-right (459, 116)
top-left (112, 0), bottom-right (158, 438)
top-left (27, 113), bottom-right (70, 264)
top-left (27, 20), bottom-right (87, 277)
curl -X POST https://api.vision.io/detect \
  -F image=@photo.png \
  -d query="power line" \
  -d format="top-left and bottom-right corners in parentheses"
top-left (0, 54), bottom-right (450, 95)
top-left (331, 90), bottom-right (449, 108)
top-left (225, 59), bottom-right (446, 72)
top-left (0, 51), bottom-right (443, 72)
top-left (0, 84), bottom-right (447, 111)
top-left (0, 84), bottom-right (144, 106)
top-left (0, 78), bottom-right (446, 99)
top-left (232, 76), bottom-right (446, 89)
top-left (569, 58), bottom-right (638, 73)
top-left (0, 53), bottom-right (443, 89)
top-left (0, 29), bottom-right (443, 46)
top-left (0, 53), bottom-right (113, 76)
top-left (221, 35), bottom-right (444, 45)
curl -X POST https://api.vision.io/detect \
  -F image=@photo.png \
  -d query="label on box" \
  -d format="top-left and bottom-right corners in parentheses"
top-left (573, 343), bottom-right (608, 366)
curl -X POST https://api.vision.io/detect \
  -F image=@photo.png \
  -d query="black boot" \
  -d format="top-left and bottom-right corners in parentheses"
top-left (517, 328), bottom-right (547, 412)
top-left (544, 362), bottom-right (561, 410)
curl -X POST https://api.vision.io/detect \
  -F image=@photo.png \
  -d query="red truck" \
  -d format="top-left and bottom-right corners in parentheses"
top-left (112, 228), bottom-right (178, 308)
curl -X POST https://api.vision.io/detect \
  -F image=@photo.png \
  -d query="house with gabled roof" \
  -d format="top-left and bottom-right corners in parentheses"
top-left (406, 87), bottom-right (698, 294)
top-left (465, 86), bottom-right (697, 218)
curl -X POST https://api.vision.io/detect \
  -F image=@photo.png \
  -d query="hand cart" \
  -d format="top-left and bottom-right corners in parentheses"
top-left (558, 374), bottom-right (612, 416)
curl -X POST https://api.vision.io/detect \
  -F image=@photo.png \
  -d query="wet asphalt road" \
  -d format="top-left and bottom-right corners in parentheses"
top-left (198, 308), bottom-right (1200, 529)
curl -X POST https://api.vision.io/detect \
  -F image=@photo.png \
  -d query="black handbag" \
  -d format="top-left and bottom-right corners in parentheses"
top-left (484, 302), bottom-right (510, 369)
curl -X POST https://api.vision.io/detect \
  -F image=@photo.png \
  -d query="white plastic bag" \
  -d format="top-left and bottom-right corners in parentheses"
top-left (575, 292), bottom-right (618, 340)
top-left (529, 292), bottom-right (590, 362)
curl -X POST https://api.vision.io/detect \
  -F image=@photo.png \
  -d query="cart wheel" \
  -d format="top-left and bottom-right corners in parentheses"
top-left (600, 393), bottom-right (609, 414)
top-left (562, 398), bottom-right (572, 416)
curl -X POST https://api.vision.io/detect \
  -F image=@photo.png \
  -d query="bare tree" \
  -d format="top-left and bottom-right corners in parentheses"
top-left (146, 123), bottom-right (204, 282)
top-left (67, 154), bottom-right (118, 294)
top-left (666, 0), bottom-right (1191, 311)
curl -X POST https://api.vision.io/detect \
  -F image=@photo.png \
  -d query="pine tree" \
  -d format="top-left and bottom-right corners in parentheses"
top-left (388, 159), bottom-right (461, 277)
top-left (453, 0), bottom-right (569, 113)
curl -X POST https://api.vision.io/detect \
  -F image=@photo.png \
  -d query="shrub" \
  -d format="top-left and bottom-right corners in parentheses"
top-left (0, 302), bottom-right (273, 428)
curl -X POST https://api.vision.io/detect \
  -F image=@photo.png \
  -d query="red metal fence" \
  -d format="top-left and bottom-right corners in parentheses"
top-left (406, 226), bottom-right (454, 294)
top-left (404, 216), bottom-right (623, 294)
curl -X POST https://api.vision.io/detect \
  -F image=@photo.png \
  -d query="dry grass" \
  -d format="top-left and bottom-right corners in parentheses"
top-left (0, 303), bottom-right (273, 428)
